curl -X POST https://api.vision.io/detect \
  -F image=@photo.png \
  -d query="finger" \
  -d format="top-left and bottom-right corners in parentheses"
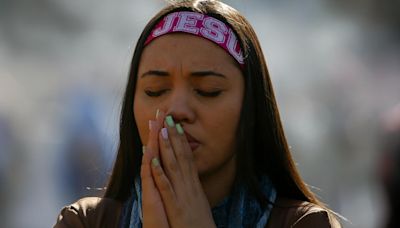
top-left (141, 110), bottom-right (170, 227)
top-left (141, 145), bottom-right (159, 206)
top-left (147, 122), bottom-right (160, 158)
top-left (141, 146), bottom-right (155, 189)
top-left (174, 123), bottom-right (195, 173)
top-left (164, 116), bottom-right (194, 177)
top-left (151, 157), bottom-right (178, 217)
top-left (140, 148), bottom-right (166, 224)
top-left (141, 109), bottom-right (164, 205)
top-left (159, 127), bottom-right (181, 187)
top-left (141, 119), bottom-right (160, 183)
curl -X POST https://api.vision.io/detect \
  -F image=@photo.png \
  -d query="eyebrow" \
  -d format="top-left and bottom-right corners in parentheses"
top-left (141, 70), bottom-right (169, 78)
top-left (140, 70), bottom-right (226, 79)
top-left (191, 71), bottom-right (226, 78)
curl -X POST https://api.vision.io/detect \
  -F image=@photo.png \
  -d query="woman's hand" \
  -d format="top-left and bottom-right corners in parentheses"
top-left (141, 110), bottom-right (169, 228)
top-left (150, 116), bottom-right (216, 228)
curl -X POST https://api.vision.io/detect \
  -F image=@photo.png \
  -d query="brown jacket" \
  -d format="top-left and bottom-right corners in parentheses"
top-left (54, 197), bottom-right (341, 227)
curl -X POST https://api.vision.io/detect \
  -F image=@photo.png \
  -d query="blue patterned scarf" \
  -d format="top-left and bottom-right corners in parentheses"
top-left (119, 176), bottom-right (276, 228)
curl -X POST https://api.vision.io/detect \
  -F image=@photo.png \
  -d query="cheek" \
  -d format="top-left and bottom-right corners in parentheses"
top-left (133, 98), bottom-right (152, 144)
top-left (205, 98), bottom-right (243, 153)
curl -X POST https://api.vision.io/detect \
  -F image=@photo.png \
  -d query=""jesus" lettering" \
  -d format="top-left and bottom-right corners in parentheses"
top-left (147, 11), bottom-right (244, 65)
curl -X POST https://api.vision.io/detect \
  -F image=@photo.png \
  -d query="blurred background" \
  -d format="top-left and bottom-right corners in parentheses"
top-left (1, 0), bottom-right (399, 227)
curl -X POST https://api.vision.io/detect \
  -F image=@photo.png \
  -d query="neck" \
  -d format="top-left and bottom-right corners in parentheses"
top-left (199, 155), bottom-right (236, 207)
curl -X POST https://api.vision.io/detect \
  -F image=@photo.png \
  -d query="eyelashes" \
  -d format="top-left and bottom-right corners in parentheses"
top-left (144, 89), bottom-right (168, 97)
top-left (144, 89), bottom-right (222, 98)
top-left (195, 90), bottom-right (222, 97)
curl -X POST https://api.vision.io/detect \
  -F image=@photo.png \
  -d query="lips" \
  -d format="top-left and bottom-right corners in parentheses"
top-left (184, 132), bottom-right (200, 151)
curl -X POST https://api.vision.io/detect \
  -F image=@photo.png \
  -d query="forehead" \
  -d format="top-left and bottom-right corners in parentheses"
top-left (139, 33), bottom-right (240, 71)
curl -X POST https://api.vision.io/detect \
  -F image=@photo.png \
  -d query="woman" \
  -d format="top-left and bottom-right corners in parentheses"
top-left (55, 0), bottom-right (341, 227)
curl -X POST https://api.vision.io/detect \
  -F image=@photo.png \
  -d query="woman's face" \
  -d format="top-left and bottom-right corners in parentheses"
top-left (134, 33), bottom-right (244, 178)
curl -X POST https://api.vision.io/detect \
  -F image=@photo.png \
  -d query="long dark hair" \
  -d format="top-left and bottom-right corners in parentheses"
top-left (105, 0), bottom-right (322, 208)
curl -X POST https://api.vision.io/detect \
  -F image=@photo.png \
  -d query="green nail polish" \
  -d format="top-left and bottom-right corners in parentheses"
top-left (176, 123), bottom-right (184, 135)
top-left (152, 158), bottom-right (160, 167)
top-left (165, 115), bottom-right (175, 127)
top-left (142, 146), bottom-right (146, 154)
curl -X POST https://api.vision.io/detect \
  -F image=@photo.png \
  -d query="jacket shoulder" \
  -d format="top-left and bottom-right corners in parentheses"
top-left (267, 197), bottom-right (341, 228)
top-left (54, 197), bottom-right (122, 228)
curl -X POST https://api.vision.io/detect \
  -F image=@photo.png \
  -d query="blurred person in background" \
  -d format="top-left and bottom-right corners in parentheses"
top-left (379, 103), bottom-right (400, 228)
top-left (54, 0), bottom-right (341, 227)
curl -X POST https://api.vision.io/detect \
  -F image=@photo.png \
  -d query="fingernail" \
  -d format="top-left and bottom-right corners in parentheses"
top-left (176, 123), bottom-right (184, 135)
top-left (165, 115), bottom-right (175, 127)
top-left (161, 128), bottom-right (168, 139)
top-left (152, 158), bottom-right (160, 167)
top-left (149, 120), bottom-right (155, 130)
top-left (156, 109), bottom-right (160, 119)
top-left (142, 145), bottom-right (146, 154)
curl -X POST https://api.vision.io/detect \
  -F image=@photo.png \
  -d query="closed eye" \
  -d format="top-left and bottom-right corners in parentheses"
top-left (195, 90), bottom-right (222, 97)
top-left (144, 89), bottom-right (168, 97)
top-left (144, 89), bottom-right (222, 97)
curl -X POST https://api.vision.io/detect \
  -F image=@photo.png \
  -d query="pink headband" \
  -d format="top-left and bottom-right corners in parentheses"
top-left (145, 11), bottom-right (245, 67)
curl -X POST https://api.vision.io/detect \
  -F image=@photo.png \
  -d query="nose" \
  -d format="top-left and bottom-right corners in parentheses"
top-left (164, 89), bottom-right (196, 124)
